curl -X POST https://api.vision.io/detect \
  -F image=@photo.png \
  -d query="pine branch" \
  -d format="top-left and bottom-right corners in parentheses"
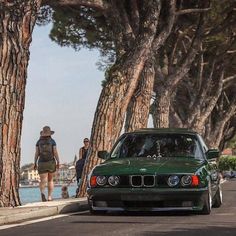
top-left (129, 0), bottom-right (140, 36)
top-left (152, 0), bottom-right (176, 52)
top-left (223, 75), bottom-right (236, 84)
top-left (176, 8), bottom-right (211, 15)
top-left (43, 0), bottom-right (110, 10)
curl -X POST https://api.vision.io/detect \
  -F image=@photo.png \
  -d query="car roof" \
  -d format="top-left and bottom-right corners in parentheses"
top-left (129, 128), bottom-right (198, 135)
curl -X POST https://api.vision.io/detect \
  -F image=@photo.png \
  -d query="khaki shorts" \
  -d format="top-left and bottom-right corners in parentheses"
top-left (37, 160), bottom-right (56, 174)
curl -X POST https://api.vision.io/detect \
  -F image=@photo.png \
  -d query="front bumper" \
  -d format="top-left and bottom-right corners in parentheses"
top-left (87, 187), bottom-right (208, 212)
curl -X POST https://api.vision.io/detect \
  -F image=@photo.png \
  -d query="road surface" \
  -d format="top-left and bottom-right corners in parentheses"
top-left (1, 179), bottom-right (236, 236)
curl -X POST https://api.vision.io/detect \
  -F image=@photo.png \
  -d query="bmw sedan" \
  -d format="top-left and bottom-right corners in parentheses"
top-left (87, 128), bottom-right (222, 215)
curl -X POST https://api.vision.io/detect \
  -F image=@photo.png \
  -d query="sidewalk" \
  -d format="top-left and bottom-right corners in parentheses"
top-left (0, 197), bottom-right (88, 226)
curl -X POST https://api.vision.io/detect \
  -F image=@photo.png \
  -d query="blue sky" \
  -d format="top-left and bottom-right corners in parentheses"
top-left (21, 24), bottom-right (104, 165)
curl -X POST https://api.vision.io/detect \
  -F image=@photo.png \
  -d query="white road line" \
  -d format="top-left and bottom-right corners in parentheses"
top-left (215, 213), bottom-right (235, 216)
top-left (0, 210), bottom-right (89, 230)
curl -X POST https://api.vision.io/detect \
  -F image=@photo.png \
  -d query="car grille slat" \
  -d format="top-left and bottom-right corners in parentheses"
top-left (130, 175), bottom-right (155, 187)
top-left (143, 175), bottom-right (155, 187)
top-left (130, 175), bottom-right (142, 187)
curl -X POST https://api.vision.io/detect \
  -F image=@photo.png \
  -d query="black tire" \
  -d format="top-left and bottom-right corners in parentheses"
top-left (89, 208), bottom-right (99, 215)
top-left (200, 183), bottom-right (212, 215)
top-left (89, 203), bottom-right (106, 215)
top-left (213, 184), bottom-right (222, 208)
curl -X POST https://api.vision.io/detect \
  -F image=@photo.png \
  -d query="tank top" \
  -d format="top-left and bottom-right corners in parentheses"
top-left (81, 147), bottom-right (88, 160)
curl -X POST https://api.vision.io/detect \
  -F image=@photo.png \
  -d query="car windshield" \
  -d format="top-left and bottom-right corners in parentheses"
top-left (110, 133), bottom-right (204, 160)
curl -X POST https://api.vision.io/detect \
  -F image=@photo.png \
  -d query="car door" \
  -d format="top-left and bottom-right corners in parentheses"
top-left (197, 135), bottom-right (219, 195)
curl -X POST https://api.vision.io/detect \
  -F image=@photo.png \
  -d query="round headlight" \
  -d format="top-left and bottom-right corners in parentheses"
top-left (167, 175), bottom-right (180, 187)
top-left (96, 176), bottom-right (107, 186)
top-left (108, 176), bottom-right (120, 186)
top-left (181, 175), bottom-right (192, 186)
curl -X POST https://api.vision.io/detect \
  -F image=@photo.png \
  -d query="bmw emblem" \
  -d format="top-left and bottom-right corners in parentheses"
top-left (140, 168), bottom-right (147, 172)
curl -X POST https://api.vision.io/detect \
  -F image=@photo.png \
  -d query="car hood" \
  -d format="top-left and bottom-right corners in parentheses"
top-left (92, 157), bottom-right (205, 175)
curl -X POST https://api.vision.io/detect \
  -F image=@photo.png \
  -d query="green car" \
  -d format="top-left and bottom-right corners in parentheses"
top-left (87, 128), bottom-right (222, 214)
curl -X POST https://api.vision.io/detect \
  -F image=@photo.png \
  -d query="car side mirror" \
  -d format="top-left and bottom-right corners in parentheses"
top-left (206, 149), bottom-right (220, 160)
top-left (98, 151), bottom-right (109, 160)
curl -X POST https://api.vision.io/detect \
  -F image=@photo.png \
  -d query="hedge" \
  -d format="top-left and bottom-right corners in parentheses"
top-left (218, 156), bottom-right (236, 171)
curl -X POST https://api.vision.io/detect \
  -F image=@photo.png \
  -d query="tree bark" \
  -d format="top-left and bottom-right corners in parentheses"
top-left (190, 72), bottom-right (224, 134)
top-left (124, 59), bottom-right (155, 132)
top-left (152, 88), bottom-right (171, 128)
top-left (0, 0), bottom-right (41, 207)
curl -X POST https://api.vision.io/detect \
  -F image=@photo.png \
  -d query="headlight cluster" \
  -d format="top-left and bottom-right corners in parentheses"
top-left (167, 175), bottom-right (199, 187)
top-left (96, 176), bottom-right (107, 186)
top-left (90, 175), bottom-right (120, 187)
top-left (167, 175), bottom-right (180, 187)
top-left (108, 176), bottom-right (120, 186)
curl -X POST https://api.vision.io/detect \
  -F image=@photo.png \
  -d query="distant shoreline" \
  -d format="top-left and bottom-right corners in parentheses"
top-left (20, 183), bottom-right (75, 188)
top-left (20, 185), bottom-right (39, 188)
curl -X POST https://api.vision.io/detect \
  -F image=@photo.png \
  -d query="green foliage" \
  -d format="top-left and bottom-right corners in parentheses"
top-left (219, 156), bottom-right (236, 171)
top-left (204, 0), bottom-right (236, 57)
top-left (227, 135), bottom-right (236, 150)
top-left (37, 5), bottom-right (53, 26)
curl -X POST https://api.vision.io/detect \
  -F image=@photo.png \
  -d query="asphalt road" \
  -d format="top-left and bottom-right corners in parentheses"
top-left (1, 179), bottom-right (236, 236)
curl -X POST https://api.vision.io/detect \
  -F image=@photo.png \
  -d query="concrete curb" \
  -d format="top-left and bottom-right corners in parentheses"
top-left (0, 207), bottom-right (58, 226)
top-left (0, 199), bottom-right (88, 226)
top-left (57, 199), bottom-right (88, 214)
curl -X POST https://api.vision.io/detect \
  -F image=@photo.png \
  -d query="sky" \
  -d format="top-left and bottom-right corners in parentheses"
top-left (21, 24), bottom-right (104, 166)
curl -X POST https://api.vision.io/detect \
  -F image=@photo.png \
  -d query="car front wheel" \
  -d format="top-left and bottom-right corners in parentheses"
top-left (213, 184), bottom-right (223, 208)
top-left (89, 203), bottom-right (107, 215)
top-left (200, 182), bottom-right (212, 215)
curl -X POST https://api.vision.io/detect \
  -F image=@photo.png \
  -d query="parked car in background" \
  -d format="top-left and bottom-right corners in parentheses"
top-left (222, 170), bottom-right (236, 179)
top-left (87, 128), bottom-right (223, 215)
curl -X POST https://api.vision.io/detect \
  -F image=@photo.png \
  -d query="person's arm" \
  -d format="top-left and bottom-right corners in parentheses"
top-left (73, 154), bottom-right (78, 166)
top-left (53, 146), bottom-right (60, 169)
top-left (79, 147), bottom-right (83, 160)
top-left (34, 147), bottom-right (39, 170)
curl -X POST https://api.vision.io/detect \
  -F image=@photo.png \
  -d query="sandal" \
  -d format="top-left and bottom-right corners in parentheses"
top-left (41, 193), bottom-right (47, 202)
top-left (48, 196), bottom-right (53, 201)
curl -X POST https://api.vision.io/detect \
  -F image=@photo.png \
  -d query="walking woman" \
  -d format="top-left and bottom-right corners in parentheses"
top-left (34, 126), bottom-right (60, 201)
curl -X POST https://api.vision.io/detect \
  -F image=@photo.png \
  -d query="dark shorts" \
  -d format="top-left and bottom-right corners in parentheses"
top-left (37, 160), bottom-right (56, 174)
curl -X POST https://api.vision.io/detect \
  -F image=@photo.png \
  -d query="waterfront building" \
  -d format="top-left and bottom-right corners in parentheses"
top-left (20, 164), bottom-right (40, 185)
top-left (55, 163), bottom-right (76, 184)
top-left (20, 162), bottom-right (76, 185)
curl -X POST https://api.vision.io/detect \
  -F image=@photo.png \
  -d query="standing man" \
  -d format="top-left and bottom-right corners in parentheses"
top-left (34, 126), bottom-right (60, 201)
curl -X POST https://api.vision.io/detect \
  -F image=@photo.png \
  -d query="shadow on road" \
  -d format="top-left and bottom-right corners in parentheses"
top-left (140, 226), bottom-right (236, 236)
top-left (72, 210), bottom-right (197, 219)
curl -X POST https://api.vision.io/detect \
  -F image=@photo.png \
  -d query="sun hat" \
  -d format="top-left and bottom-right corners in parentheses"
top-left (41, 126), bottom-right (55, 137)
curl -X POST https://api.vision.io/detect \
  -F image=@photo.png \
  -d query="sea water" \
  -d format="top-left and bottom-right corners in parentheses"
top-left (19, 185), bottom-right (78, 204)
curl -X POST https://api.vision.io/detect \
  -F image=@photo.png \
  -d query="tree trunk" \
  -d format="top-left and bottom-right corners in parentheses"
top-left (124, 59), bottom-right (155, 132)
top-left (79, 47), bottom-right (153, 197)
top-left (205, 101), bottom-right (236, 149)
top-left (190, 73), bottom-right (224, 135)
top-left (152, 88), bottom-right (171, 128)
top-left (78, 1), bottom-right (161, 197)
top-left (0, 0), bottom-right (41, 207)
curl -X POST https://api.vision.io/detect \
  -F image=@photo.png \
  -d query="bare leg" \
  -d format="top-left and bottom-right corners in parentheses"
top-left (39, 173), bottom-right (48, 201)
top-left (48, 172), bottom-right (55, 201)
